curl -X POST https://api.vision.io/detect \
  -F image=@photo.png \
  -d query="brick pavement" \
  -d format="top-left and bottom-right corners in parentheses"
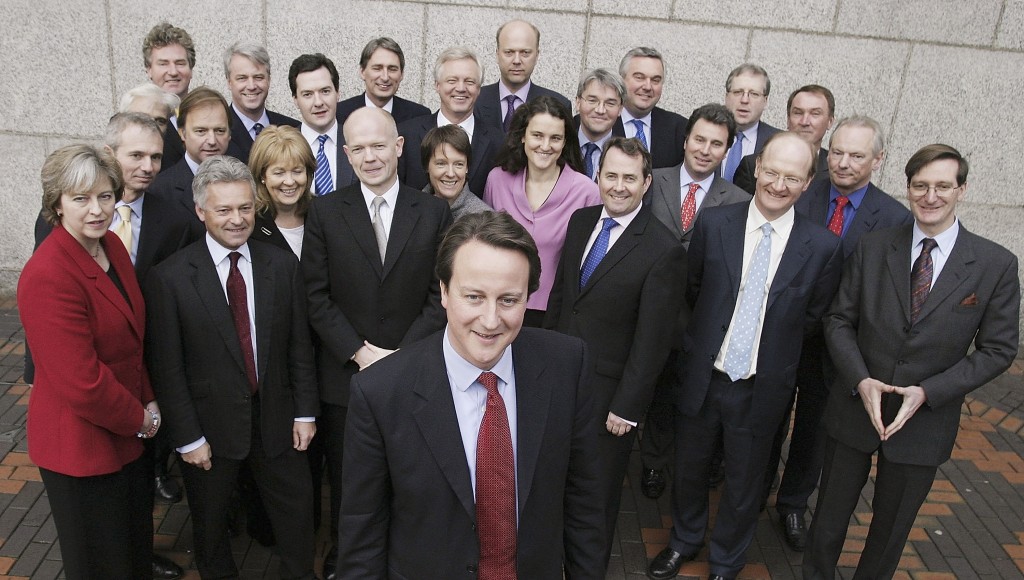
top-left (0, 296), bottom-right (1020, 579)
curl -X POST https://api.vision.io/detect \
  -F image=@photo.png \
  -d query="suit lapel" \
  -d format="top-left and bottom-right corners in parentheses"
top-left (580, 211), bottom-right (644, 295)
top-left (251, 245), bottom-right (275, 380)
top-left (382, 188), bottom-right (421, 279)
top-left (886, 227), bottom-right (914, 324)
top-left (843, 185), bottom-right (882, 251)
top-left (85, 237), bottom-right (142, 340)
top-left (656, 170), bottom-right (683, 239)
top-left (189, 245), bottom-right (248, 374)
top-left (767, 218), bottom-right (812, 310)
top-left (338, 189), bottom-right (385, 278)
top-left (719, 206), bottom-right (746, 299)
top-left (512, 337), bottom-right (551, 518)
top-left (915, 230), bottom-right (974, 324)
top-left (697, 176), bottom-right (740, 226)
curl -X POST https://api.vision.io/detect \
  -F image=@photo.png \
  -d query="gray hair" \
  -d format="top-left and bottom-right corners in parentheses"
top-left (618, 47), bottom-right (665, 79)
top-left (576, 68), bottom-right (626, 102)
top-left (725, 63), bottom-right (771, 97)
top-left (192, 155), bottom-right (256, 209)
top-left (118, 82), bottom-right (179, 115)
top-left (104, 112), bottom-right (163, 151)
top-left (433, 46), bottom-right (484, 84)
top-left (829, 114), bottom-right (885, 157)
top-left (223, 41), bottom-right (271, 78)
top-left (40, 144), bottom-right (124, 226)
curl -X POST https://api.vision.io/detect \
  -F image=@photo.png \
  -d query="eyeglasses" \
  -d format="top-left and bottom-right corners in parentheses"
top-left (908, 183), bottom-right (960, 196)
top-left (728, 89), bottom-right (765, 100)
top-left (760, 169), bottom-right (805, 188)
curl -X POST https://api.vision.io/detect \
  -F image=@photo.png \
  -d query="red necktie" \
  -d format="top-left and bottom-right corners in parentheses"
top-left (475, 371), bottom-right (516, 578)
top-left (227, 252), bottom-right (258, 393)
top-left (827, 195), bottom-right (850, 237)
top-left (910, 238), bottom-right (936, 324)
top-left (680, 183), bottom-right (699, 230)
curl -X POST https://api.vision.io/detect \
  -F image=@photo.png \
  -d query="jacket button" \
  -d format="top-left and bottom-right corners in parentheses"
top-left (897, 360), bottom-right (906, 365)
top-left (466, 565), bottom-right (477, 573)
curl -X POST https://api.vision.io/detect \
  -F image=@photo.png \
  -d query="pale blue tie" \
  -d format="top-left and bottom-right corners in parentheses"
top-left (580, 218), bottom-right (618, 288)
top-left (723, 223), bottom-right (773, 380)
top-left (314, 134), bottom-right (333, 196)
top-left (723, 132), bottom-right (745, 182)
top-left (583, 142), bottom-right (599, 180)
top-left (631, 119), bottom-right (648, 150)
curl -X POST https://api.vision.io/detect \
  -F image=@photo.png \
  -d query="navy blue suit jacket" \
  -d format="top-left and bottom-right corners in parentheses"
top-left (396, 112), bottom-right (502, 195)
top-left (228, 105), bottom-right (300, 163)
top-left (475, 82), bottom-right (571, 134)
top-left (611, 107), bottom-right (689, 169)
top-left (794, 180), bottom-right (913, 257)
top-left (336, 93), bottom-right (430, 127)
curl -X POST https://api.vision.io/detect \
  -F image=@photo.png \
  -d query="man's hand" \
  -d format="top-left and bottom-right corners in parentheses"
top-left (856, 378), bottom-right (895, 439)
top-left (883, 385), bottom-right (927, 440)
top-left (293, 421), bottom-right (316, 451)
top-left (353, 341), bottom-right (397, 370)
top-left (182, 443), bottom-right (213, 471)
top-left (605, 412), bottom-right (633, 437)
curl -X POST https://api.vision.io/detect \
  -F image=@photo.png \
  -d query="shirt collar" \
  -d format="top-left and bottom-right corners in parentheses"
top-left (912, 218), bottom-right (959, 255)
top-left (204, 233), bottom-right (251, 266)
top-left (443, 326), bottom-right (515, 391)
top-left (438, 111), bottom-right (475, 138)
top-left (829, 182), bottom-right (870, 209)
top-left (599, 202), bottom-right (642, 231)
top-left (498, 81), bottom-right (532, 104)
top-left (738, 123), bottom-right (759, 142)
top-left (184, 154), bottom-right (201, 175)
top-left (360, 178), bottom-right (400, 212)
top-left (300, 121), bottom-right (338, 145)
top-left (679, 164), bottom-right (716, 193)
top-left (364, 93), bottom-right (394, 113)
top-left (116, 193), bottom-right (146, 217)
top-left (620, 108), bottom-right (653, 127)
top-left (747, 199), bottom-right (796, 239)
top-left (578, 127), bottom-right (614, 150)
top-left (232, 104), bottom-right (269, 132)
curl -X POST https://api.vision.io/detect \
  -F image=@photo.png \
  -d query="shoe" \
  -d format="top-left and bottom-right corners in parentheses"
top-left (152, 554), bottom-right (183, 579)
top-left (780, 512), bottom-right (807, 551)
top-left (647, 547), bottom-right (692, 579)
top-left (323, 545), bottom-right (338, 580)
top-left (708, 575), bottom-right (734, 580)
top-left (154, 475), bottom-right (183, 503)
top-left (641, 468), bottom-right (666, 499)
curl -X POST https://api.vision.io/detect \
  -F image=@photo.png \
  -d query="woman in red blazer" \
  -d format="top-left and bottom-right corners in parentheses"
top-left (18, 144), bottom-right (161, 579)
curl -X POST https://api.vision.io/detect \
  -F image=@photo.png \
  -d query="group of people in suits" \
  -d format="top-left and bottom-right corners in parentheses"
top-left (16, 15), bottom-right (1020, 580)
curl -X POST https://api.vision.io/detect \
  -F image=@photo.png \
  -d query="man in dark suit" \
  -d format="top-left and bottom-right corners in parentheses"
top-left (611, 47), bottom-right (688, 169)
top-left (768, 116), bottom-right (913, 551)
top-left (640, 103), bottom-right (750, 499)
top-left (303, 107), bottom-right (452, 578)
top-left (573, 68), bottom-right (625, 181)
top-left (340, 211), bottom-right (605, 579)
top-left (145, 156), bottom-right (320, 579)
top-left (223, 42), bottom-right (300, 163)
top-left (475, 20), bottom-right (571, 135)
top-left (398, 47), bottom-right (502, 195)
top-left (648, 133), bottom-right (843, 580)
top-left (546, 137), bottom-right (685, 564)
top-left (289, 53), bottom-right (356, 196)
top-left (734, 85), bottom-right (835, 194)
top-left (143, 22), bottom-right (195, 170)
top-left (721, 63), bottom-right (780, 183)
top-left (803, 144), bottom-right (1020, 579)
top-left (336, 37), bottom-right (431, 126)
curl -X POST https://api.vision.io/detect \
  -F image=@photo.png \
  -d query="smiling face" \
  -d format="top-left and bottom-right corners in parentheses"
top-left (907, 158), bottom-right (965, 237)
top-left (179, 102), bottom-right (230, 163)
top-left (576, 80), bottom-right (622, 141)
top-left (146, 44), bottom-right (192, 98)
top-left (226, 55), bottom-right (270, 120)
top-left (428, 144), bottom-right (468, 202)
top-left (343, 108), bottom-right (404, 195)
top-left (196, 180), bottom-right (256, 250)
top-left (496, 21), bottom-right (539, 92)
top-left (263, 156), bottom-right (309, 211)
top-left (683, 118), bottom-right (730, 181)
top-left (113, 125), bottom-right (163, 201)
top-left (621, 56), bottom-right (664, 118)
top-left (787, 91), bottom-right (834, 148)
top-left (293, 66), bottom-right (339, 134)
top-left (436, 58), bottom-right (481, 124)
top-left (59, 176), bottom-right (116, 247)
top-left (753, 134), bottom-right (814, 221)
top-left (598, 147), bottom-right (651, 218)
top-left (724, 71), bottom-right (769, 131)
top-left (522, 112), bottom-right (565, 174)
top-left (360, 48), bottom-right (404, 107)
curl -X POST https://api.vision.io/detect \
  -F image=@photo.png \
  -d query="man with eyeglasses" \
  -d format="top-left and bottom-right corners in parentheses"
top-left (802, 144), bottom-right (1019, 579)
top-left (573, 68), bottom-right (625, 180)
top-left (721, 64), bottom-right (779, 183)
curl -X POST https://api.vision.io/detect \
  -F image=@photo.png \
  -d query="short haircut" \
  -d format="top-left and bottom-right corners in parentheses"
top-left (118, 82), bottom-right (179, 115)
top-left (105, 112), bottom-right (163, 151)
top-left (495, 95), bottom-right (585, 175)
top-left (685, 103), bottom-right (738, 149)
top-left (223, 41), bottom-right (271, 78)
top-left (40, 144), bottom-right (124, 226)
top-left (618, 46), bottom-right (665, 79)
top-left (420, 125), bottom-right (473, 172)
top-left (829, 115), bottom-right (885, 157)
top-left (758, 131), bottom-right (818, 179)
top-left (360, 37), bottom-right (405, 72)
top-left (575, 68), bottom-right (626, 102)
top-left (178, 86), bottom-right (231, 130)
top-left (142, 22), bottom-right (196, 69)
top-left (436, 211), bottom-right (541, 296)
top-left (495, 20), bottom-right (541, 48)
top-left (288, 53), bottom-right (340, 97)
top-left (599, 137), bottom-right (652, 179)
top-left (905, 144), bottom-right (969, 186)
top-left (193, 155), bottom-right (256, 209)
top-left (725, 63), bottom-right (771, 97)
top-left (248, 126), bottom-right (316, 218)
top-left (433, 47), bottom-right (484, 84)
top-left (787, 84), bottom-right (835, 118)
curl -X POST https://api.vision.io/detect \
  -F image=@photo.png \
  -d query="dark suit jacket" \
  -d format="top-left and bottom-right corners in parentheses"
top-left (545, 205), bottom-right (686, 423)
top-left (734, 146), bottom-right (829, 195)
top-left (397, 112), bottom-right (503, 195)
top-left (677, 202), bottom-right (843, 434)
top-left (228, 105), bottom-right (300, 163)
top-left (250, 212), bottom-right (292, 255)
top-left (336, 93), bottom-right (430, 127)
top-left (339, 329), bottom-right (605, 579)
top-left (719, 121), bottom-right (780, 179)
top-left (161, 123), bottom-right (186, 172)
top-left (795, 180), bottom-right (912, 257)
top-left (823, 225), bottom-right (1019, 466)
top-left (648, 165), bottom-right (751, 249)
top-left (145, 240), bottom-right (320, 460)
top-left (301, 183), bottom-right (453, 406)
top-left (475, 82), bottom-right (572, 134)
top-left (612, 107), bottom-right (689, 169)
top-left (149, 158), bottom-right (199, 217)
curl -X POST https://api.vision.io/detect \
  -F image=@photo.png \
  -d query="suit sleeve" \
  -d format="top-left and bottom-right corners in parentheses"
top-left (733, 156), bottom-right (756, 195)
top-left (824, 242), bottom-right (872, 392)
top-left (400, 204), bottom-right (454, 345)
top-left (685, 213), bottom-right (708, 310)
top-left (804, 236), bottom-right (844, 334)
top-left (286, 256), bottom-right (320, 418)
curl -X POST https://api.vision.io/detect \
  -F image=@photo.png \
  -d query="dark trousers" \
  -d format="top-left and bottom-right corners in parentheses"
top-left (322, 401), bottom-right (348, 547)
top-left (41, 452), bottom-right (153, 579)
top-left (639, 350), bottom-right (678, 470)
top-left (803, 436), bottom-right (937, 580)
top-left (597, 428), bottom-right (637, 566)
top-left (669, 372), bottom-right (774, 578)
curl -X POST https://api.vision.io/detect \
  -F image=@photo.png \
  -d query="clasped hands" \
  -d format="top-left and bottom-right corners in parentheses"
top-left (353, 340), bottom-right (397, 370)
top-left (856, 377), bottom-right (927, 440)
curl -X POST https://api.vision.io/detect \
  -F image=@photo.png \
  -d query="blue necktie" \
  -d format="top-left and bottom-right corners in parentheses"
top-left (580, 218), bottom-right (618, 288)
top-left (583, 142), bottom-right (599, 180)
top-left (314, 134), bottom-right (333, 196)
top-left (723, 222), bottom-right (773, 380)
top-left (631, 119), bottom-right (648, 150)
top-left (723, 132), bottom-right (744, 182)
top-left (252, 122), bottom-right (265, 138)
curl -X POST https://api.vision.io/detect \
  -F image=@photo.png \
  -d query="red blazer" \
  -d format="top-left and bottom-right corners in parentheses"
top-left (19, 227), bottom-right (153, 476)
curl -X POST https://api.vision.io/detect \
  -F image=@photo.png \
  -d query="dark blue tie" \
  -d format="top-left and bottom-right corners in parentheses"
top-left (314, 134), bottom-right (333, 196)
top-left (580, 218), bottom-right (618, 288)
top-left (723, 132), bottom-right (744, 182)
top-left (583, 142), bottom-right (599, 180)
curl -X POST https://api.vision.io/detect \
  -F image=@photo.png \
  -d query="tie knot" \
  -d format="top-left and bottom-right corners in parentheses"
top-left (735, 132), bottom-right (745, 143)
top-left (602, 218), bottom-right (619, 233)
top-left (835, 195), bottom-right (850, 209)
top-left (921, 238), bottom-right (937, 254)
top-left (760, 223), bottom-right (773, 237)
top-left (229, 251), bottom-right (242, 267)
top-left (631, 119), bottom-right (644, 132)
top-left (317, 134), bottom-right (329, 146)
top-left (504, 94), bottom-right (518, 106)
top-left (371, 196), bottom-right (386, 211)
top-left (584, 142), bottom-right (599, 155)
top-left (478, 371), bottom-right (499, 395)
top-left (686, 182), bottom-right (700, 195)
top-left (253, 122), bottom-right (265, 136)
top-left (117, 205), bottom-right (132, 220)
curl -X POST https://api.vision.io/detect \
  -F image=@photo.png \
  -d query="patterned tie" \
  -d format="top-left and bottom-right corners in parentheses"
top-left (723, 223), bottom-right (773, 381)
top-left (680, 183), bottom-right (699, 230)
top-left (580, 218), bottom-right (618, 289)
top-left (314, 134), bottom-right (333, 196)
top-left (723, 132), bottom-right (745, 182)
top-left (227, 252), bottom-right (258, 393)
top-left (827, 195), bottom-right (849, 237)
top-left (252, 122), bottom-right (265, 138)
top-left (631, 119), bottom-right (648, 150)
top-left (371, 196), bottom-right (388, 264)
top-left (475, 371), bottom-right (516, 579)
top-left (502, 95), bottom-right (518, 133)
top-left (114, 205), bottom-right (133, 254)
top-left (583, 142), bottom-right (599, 180)
top-left (910, 238), bottom-right (937, 324)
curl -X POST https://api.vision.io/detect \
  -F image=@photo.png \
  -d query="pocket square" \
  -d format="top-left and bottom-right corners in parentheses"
top-left (959, 293), bottom-right (978, 306)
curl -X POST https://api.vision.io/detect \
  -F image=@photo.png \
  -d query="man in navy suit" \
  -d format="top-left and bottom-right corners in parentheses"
top-left (335, 38), bottom-right (430, 126)
top-left (223, 42), bottom-right (299, 163)
top-left (143, 22), bottom-right (195, 171)
top-left (721, 64), bottom-right (779, 183)
top-left (648, 133), bottom-right (843, 580)
top-left (573, 69), bottom-right (625, 181)
top-left (289, 53), bottom-right (356, 196)
top-left (611, 47), bottom-right (688, 169)
top-left (475, 20), bottom-right (571, 135)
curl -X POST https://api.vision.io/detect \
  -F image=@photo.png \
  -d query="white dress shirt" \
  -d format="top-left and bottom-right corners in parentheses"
top-left (620, 109), bottom-right (653, 149)
top-left (437, 111), bottom-right (476, 142)
top-left (911, 219), bottom-right (960, 288)
top-left (360, 179), bottom-right (400, 236)
top-left (364, 93), bottom-right (394, 114)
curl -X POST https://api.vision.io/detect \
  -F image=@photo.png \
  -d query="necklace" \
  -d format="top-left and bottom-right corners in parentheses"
top-left (90, 245), bottom-right (101, 259)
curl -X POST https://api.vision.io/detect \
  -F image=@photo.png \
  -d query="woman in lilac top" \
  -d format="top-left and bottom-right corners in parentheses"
top-left (484, 95), bottom-right (601, 327)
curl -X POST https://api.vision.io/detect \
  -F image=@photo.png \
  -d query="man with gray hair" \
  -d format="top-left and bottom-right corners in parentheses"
top-left (573, 68), bottom-right (625, 180)
top-left (398, 46), bottom-right (502, 194)
top-left (336, 37), bottom-right (430, 126)
top-left (721, 63), bottom-right (779, 182)
top-left (120, 82), bottom-right (179, 136)
top-left (613, 47), bottom-right (688, 169)
top-left (224, 41), bottom-right (299, 162)
top-left (146, 155), bottom-right (319, 580)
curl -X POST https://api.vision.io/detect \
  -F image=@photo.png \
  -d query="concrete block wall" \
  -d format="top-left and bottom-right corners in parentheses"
top-left (2, 0), bottom-right (1022, 344)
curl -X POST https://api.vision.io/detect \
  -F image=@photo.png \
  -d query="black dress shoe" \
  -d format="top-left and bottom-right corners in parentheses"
top-left (152, 554), bottom-right (183, 579)
top-left (648, 546), bottom-right (691, 579)
top-left (323, 545), bottom-right (338, 580)
top-left (780, 512), bottom-right (807, 551)
top-left (154, 475), bottom-right (183, 503)
top-left (708, 575), bottom-right (734, 580)
top-left (641, 468), bottom-right (666, 499)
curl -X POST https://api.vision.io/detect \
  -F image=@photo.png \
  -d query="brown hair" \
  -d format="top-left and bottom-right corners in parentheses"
top-left (436, 211), bottom-right (541, 296)
top-left (41, 144), bottom-right (124, 226)
top-left (905, 144), bottom-right (968, 186)
top-left (248, 126), bottom-right (316, 217)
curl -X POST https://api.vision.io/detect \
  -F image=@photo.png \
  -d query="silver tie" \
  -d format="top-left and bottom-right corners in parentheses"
top-left (371, 196), bottom-right (388, 263)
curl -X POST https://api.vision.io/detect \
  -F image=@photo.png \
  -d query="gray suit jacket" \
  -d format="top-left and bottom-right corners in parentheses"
top-left (648, 165), bottom-right (751, 249)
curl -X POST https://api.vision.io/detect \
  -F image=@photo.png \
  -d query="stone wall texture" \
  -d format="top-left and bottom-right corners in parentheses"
top-left (3, 0), bottom-right (1022, 343)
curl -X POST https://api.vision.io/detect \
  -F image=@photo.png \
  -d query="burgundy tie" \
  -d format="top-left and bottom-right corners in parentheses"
top-left (827, 195), bottom-right (850, 237)
top-left (910, 238), bottom-right (937, 324)
top-left (475, 371), bottom-right (516, 578)
top-left (680, 183), bottom-right (699, 230)
top-left (227, 252), bottom-right (258, 393)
